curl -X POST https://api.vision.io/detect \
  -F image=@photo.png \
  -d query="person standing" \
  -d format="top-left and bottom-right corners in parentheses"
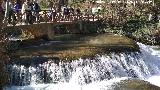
top-left (13, 0), bottom-right (22, 23)
top-left (3, 0), bottom-right (13, 24)
top-left (14, 0), bottom-right (21, 13)
top-left (21, 0), bottom-right (31, 25)
top-left (47, 0), bottom-right (54, 21)
top-left (1, 0), bottom-right (6, 14)
top-left (32, 0), bottom-right (40, 23)
top-left (0, 1), bottom-right (4, 27)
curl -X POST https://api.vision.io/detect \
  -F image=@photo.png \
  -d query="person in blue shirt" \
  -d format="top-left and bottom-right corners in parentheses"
top-left (13, 0), bottom-right (21, 24)
top-left (14, 0), bottom-right (21, 13)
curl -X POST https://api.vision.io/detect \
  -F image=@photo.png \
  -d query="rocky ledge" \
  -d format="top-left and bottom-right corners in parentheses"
top-left (113, 79), bottom-right (160, 90)
top-left (11, 33), bottom-right (139, 61)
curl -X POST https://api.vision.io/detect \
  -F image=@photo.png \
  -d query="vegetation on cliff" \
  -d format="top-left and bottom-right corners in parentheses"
top-left (103, 19), bottom-right (160, 45)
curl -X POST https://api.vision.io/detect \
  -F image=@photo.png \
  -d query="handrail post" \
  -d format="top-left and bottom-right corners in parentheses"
top-left (98, 14), bottom-right (99, 20)
top-left (88, 14), bottom-right (89, 21)
top-left (51, 10), bottom-right (54, 22)
top-left (44, 11), bottom-right (48, 23)
top-left (93, 14), bottom-right (94, 21)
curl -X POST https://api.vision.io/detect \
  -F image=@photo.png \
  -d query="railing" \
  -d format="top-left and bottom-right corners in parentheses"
top-left (3, 5), bottom-right (153, 27)
top-left (4, 10), bottom-right (102, 26)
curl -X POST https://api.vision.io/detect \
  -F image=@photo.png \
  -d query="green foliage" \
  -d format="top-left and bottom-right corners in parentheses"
top-left (122, 20), bottom-right (144, 34)
top-left (155, 0), bottom-right (160, 4)
top-left (39, 1), bottom-right (48, 9)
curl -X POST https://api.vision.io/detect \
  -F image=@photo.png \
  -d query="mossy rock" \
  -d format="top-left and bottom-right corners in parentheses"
top-left (5, 40), bottom-right (21, 52)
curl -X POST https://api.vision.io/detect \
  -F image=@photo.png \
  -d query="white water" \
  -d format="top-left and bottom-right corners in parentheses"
top-left (5, 43), bottom-right (160, 90)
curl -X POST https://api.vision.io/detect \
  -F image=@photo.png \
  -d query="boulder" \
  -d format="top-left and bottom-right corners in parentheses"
top-left (113, 79), bottom-right (160, 90)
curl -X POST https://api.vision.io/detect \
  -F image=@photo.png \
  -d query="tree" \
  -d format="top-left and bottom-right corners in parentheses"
top-left (154, 0), bottom-right (160, 5)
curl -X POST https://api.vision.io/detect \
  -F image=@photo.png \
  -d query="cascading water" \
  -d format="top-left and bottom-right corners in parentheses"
top-left (5, 43), bottom-right (160, 90)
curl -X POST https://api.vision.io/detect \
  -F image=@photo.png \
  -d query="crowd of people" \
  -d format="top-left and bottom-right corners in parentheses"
top-left (0, 0), bottom-right (104, 25)
top-left (0, 0), bottom-right (41, 25)
top-left (0, 0), bottom-right (90, 25)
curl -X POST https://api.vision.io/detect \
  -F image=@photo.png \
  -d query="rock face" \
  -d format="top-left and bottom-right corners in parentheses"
top-left (0, 12), bottom-right (9, 89)
top-left (113, 79), bottom-right (160, 90)
top-left (4, 20), bottom-right (104, 41)
top-left (0, 53), bottom-right (9, 89)
top-left (13, 33), bottom-right (139, 61)
top-left (0, 11), bottom-right (4, 25)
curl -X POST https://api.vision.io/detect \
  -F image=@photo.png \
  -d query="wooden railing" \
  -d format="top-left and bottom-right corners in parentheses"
top-left (3, 5), bottom-right (154, 27)
top-left (4, 10), bottom-right (102, 26)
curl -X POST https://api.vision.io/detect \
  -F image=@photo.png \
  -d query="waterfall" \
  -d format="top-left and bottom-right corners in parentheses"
top-left (5, 43), bottom-right (160, 90)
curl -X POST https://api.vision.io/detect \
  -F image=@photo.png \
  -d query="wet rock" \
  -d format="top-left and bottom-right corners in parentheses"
top-left (113, 79), bottom-right (160, 90)
top-left (9, 56), bottom-right (60, 67)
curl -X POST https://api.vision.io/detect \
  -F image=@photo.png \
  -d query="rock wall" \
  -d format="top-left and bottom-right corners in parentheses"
top-left (0, 52), bottom-right (9, 89)
top-left (4, 21), bottom-right (103, 40)
top-left (0, 13), bottom-right (9, 89)
top-left (5, 23), bottom-right (55, 40)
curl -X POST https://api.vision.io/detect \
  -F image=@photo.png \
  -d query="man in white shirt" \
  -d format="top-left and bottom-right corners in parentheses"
top-left (21, 0), bottom-right (30, 24)
top-left (3, 0), bottom-right (13, 24)
top-left (1, 0), bottom-right (6, 14)
top-left (92, 7), bottom-right (98, 15)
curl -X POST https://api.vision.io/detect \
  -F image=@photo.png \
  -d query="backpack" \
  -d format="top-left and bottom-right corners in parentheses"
top-left (33, 3), bottom-right (41, 11)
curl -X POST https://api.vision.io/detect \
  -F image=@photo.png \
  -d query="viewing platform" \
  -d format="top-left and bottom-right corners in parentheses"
top-left (3, 10), bottom-right (103, 41)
